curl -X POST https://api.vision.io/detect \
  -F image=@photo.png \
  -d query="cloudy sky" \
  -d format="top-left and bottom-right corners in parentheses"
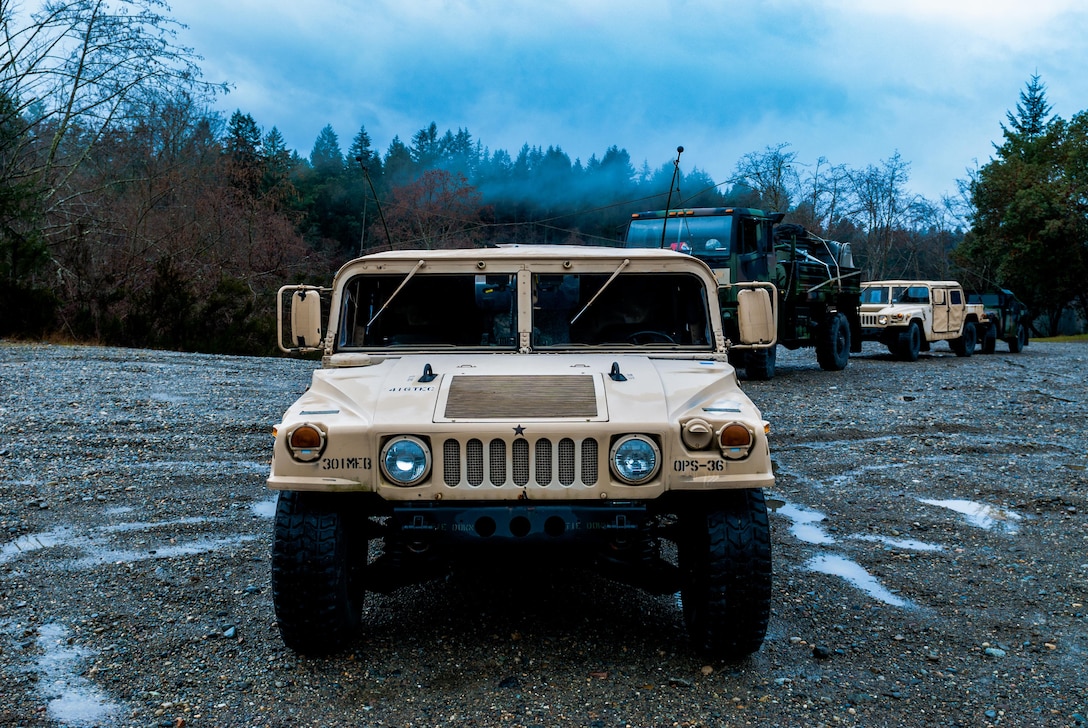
top-left (170, 0), bottom-right (1088, 202)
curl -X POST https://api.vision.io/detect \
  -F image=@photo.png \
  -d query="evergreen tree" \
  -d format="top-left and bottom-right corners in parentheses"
top-left (682, 168), bottom-right (726, 208)
top-left (1001, 73), bottom-right (1052, 147)
top-left (261, 127), bottom-right (297, 207)
top-left (293, 125), bottom-right (356, 252)
top-left (440, 127), bottom-right (476, 179)
top-left (410, 122), bottom-right (441, 168)
top-left (310, 125), bottom-right (344, 178)
top-left (346, 124), bottom-right (383, 255)
top-left (348, 124), bottom-right (378, 169)
top-left (959, 74), bottom-right (1085, 334)
top-left (225, 110), bottom-right (262, 192)
top-left (383, 135), bottom-right (416, 188)
top-left (0, 91), bottom-right (53, 334)
top-left (226, 111), bottom-right (261, 164)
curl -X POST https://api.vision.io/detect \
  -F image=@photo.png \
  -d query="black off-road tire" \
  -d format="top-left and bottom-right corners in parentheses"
top-left (816, 312), bottom-right (851, 371)
top-left (271, 490), bottom-right (365, 655)
top-left (896, 323), bottom-right (922, 362)
top-left (952, 321), bottom-right (976, 357)
top-left (745, 345), bottom-right (777, 380)
top-left (1008, 323), bottom-right (1027, 353)
top-left (679, 489), bottom-right (772, 661)
top-left (981, 324), bottom-right (997, 354)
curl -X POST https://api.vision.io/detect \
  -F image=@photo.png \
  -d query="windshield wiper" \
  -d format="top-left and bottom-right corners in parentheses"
top-left (570, 258), bottom-right (630, 325)
top-left (365, 260), bottom-right (425, 329)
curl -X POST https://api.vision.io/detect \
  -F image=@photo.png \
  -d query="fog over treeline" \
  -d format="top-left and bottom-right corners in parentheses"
top-left (2, 2), bottom-right (1084, 353)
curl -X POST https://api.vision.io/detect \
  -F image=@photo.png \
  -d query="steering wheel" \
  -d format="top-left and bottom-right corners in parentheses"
top-left (627, 330), bottom-right (677, 344)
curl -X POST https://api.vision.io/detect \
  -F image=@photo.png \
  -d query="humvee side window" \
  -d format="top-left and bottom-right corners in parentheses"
top-left (933, 288), bottom-right (946, 305)
top-left (338, 273), bottom-right (517, 349)
top-left (533, 272), bottom-right (711, 348)
top-left (949, 290), bottom-right (963, 305)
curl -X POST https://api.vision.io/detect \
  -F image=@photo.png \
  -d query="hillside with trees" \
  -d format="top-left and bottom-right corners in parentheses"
top-left (2, 4), bottom-right (1084, 353)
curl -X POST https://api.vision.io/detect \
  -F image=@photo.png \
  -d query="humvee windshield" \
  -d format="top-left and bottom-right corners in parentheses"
top-left (860, 286), bottom-right (889, 305)
top-left (893, 286), bottom-right (929, 304)
top-left (625, 216), bottom-right (732, 261)
top-left (860, 285), bottom-right (929, 305)
top-left (338, 273), bottom-right (516, 349)
top-left (337, 271), bottom-right (711, 350)
top-left (533, 271), bottom-right (710, 348)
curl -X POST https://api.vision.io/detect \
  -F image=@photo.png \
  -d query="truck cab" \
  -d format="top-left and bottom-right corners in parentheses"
top-left (624, 207), bottom-right (861, 379)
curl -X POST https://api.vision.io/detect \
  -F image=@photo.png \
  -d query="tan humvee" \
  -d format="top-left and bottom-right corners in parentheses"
top-left (858, 279), bottom-right (987, 361)
top-left (269, 245), bottom-right (775, 660)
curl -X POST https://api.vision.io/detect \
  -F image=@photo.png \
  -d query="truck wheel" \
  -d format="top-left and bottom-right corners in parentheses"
top-left (896, 323), bottom-right (922, 362)
top-left (679, 489), bottom-right (772, 661)
top-left (981, 325), bottom-right (997, 354)
top-left (272, 490), bottom-right (365, 655)
top-left (952, 321), bottom-right (976, 357)
top-left (745, 345), bottom-right (776, 380)
top-left (816, 313), bottom-right (850, 371)
top-left (1009, 324), bottom-right (1027, 353)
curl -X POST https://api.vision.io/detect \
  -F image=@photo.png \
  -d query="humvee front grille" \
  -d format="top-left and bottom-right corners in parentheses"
top-left (860, 313), bottom-right (882, 327)
top-left (444, 375), bottom-right (598, 419)
top-left (442, 437), bottom-right (600, 488)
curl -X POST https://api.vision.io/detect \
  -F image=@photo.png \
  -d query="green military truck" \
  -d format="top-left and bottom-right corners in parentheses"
top-left (624, 207), bottom-right (862, 379)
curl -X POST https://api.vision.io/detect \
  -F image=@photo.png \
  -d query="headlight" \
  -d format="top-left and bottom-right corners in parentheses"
top-left (718, 422), bottom-right (754, 459)
top-left (878, 314), bottom-right (889, 325)
top-left (610, 435), bottom-right (660, 484)
top-left (285, 423), bottom-right (326, 462)
top-left (380, 436), bottom-right (430, 486)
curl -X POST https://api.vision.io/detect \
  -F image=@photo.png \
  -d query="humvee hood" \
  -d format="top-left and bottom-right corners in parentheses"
top-left (285, 354), bottom-right (749, 427)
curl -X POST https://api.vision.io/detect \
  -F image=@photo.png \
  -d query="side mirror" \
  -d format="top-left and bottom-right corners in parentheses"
top-left (736, 287), bottom-right (775, 345)
top-left (278, 286), bottom-right (326, 353)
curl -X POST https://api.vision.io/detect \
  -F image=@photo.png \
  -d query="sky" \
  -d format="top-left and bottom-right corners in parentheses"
top-left (169, 0), bottom-right (1088, 203)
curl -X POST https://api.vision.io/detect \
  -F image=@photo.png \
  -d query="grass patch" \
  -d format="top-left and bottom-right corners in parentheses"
top-left (1033, 334), bottom-right (1088, 343)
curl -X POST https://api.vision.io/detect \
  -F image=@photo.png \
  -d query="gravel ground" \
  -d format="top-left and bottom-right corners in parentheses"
top-left (0, 340), bottom-right (1086, 728)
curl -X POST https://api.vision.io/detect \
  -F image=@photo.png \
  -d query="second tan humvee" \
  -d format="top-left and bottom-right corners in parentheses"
top-left (859, 279), bottom-right (987, 361)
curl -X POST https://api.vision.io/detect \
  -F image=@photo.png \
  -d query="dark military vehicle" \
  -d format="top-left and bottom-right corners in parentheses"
top-left (624, 207), bottom-right (862, 379)
top-left (968, 288), bottom-right (1030, 353)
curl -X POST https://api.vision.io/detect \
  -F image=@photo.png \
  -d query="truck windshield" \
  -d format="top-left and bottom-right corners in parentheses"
top-left (625, 217), bottom-right (732, 259)
top-left (338, 273), bottom-right (517, 349)
top-left (532, 271), bottom-right (710, 348)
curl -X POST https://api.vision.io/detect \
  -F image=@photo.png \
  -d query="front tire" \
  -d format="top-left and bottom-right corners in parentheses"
top-left (981, 324), bottom-right (997, 354)
top-left (745, 345), bottom-right (777, 380)
top-left (816, 312), bottom-right (851, 371)
top-left (895, 322), bottom-right (922, 362)
top-left (679, 489), bottom-right (773, 661)
top-left (271, 491), bottom-right (365, 655)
